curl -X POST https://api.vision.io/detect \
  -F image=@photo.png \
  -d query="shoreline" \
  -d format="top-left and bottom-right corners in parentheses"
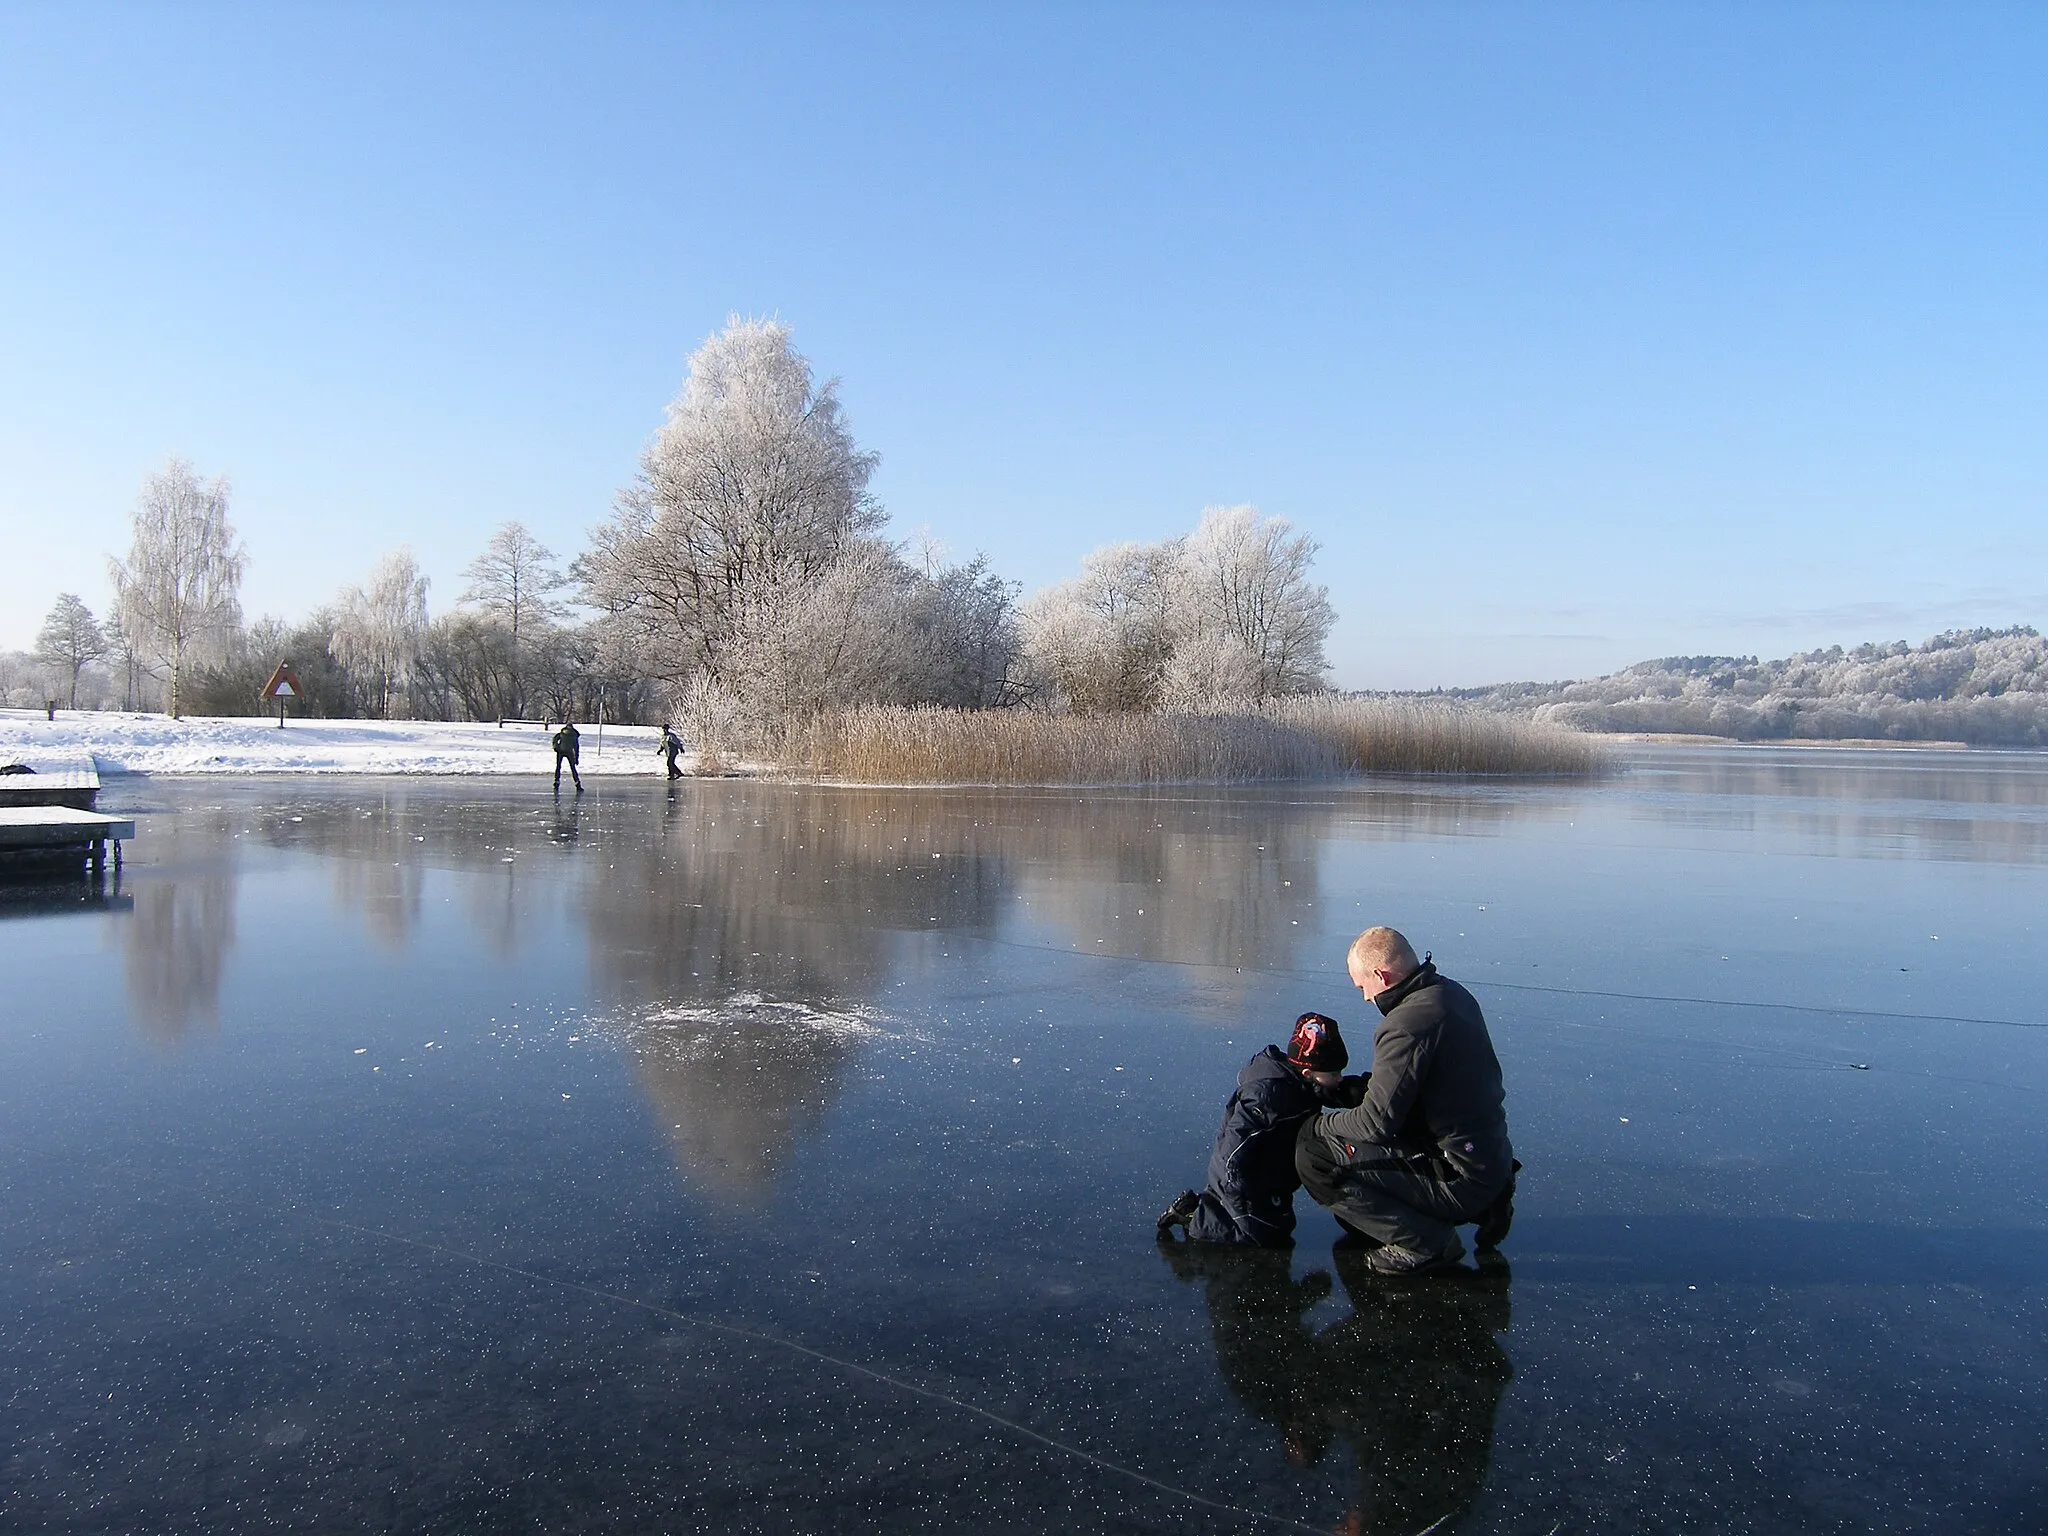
top-left (8, 710), bottom-right (2035, 783)
top-left (1599, 732), bottom-right (1994, 751)
top-left (0, 710), bottom-right (688, 779)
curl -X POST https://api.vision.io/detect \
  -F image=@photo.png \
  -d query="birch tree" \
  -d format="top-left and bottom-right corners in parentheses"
top-left (109, 458), bottom-right (246, 717)
top-left (462, 523), bottom-right (561, 651)
top-left (106, 619), bottom-right (151, 711)
top-left (461, 522), bottom-right (562, 716)
top-left (1171, 505), bottom-right (1333, 703)
top-left (33, 593), bottom-right (107, 709)
top-left (331, 548), bottom-right (431, 718)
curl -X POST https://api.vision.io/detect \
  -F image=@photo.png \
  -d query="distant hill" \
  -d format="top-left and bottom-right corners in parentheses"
top-left (1438, 626), bottom-right (2048, 746)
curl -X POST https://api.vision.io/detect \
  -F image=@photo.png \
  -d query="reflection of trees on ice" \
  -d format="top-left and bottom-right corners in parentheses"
top-left (1162, 1239), bottom-right (1513, 1536)
top-left (582, 784), bottom-right (1010, 1201)
top-left (327, 827), bottom-right (428, 951)
top-left (125, 876), bottom-right (238, 1041)
top-left (586, 784), bottom-right (1016, 1004)
top-left (1009, 790), bottom-right (1330, 1012)
top-left (247, 788), bottom-right (578, 956)
top-left (1002, 783), bottom-right (1533, 1023)
top-left (623, 998), bottom-right (879, 1203)
top-left (577, 780), bottom-right (1535, 1198)
top-left (122, 816), bottom-right (239, 1044)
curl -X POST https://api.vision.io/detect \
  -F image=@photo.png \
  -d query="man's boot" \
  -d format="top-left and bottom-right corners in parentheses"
top-left (1364, 1234), bottom-right (1465, 1276)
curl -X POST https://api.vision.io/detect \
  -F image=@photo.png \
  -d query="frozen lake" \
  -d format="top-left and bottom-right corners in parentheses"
top-left (4, 748), bottom-right (2045, 1533)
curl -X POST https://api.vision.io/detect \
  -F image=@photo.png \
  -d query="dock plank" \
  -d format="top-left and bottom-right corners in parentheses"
top-left (0, 806), bottom-right (135, 851)
top-left (0, 751), bottom-right (103, 810)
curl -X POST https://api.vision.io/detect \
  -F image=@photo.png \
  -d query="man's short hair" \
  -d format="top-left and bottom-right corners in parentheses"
top-left (1348, 926), bottom-right (1420, 977)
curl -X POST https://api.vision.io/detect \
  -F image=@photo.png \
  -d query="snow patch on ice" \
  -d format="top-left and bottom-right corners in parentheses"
top-left (643, 992), bottom-right (885, 1041)
top-left (582, 992), bottom-right (890, 1057)
top-left (0, 710), bottom-right (765, 778)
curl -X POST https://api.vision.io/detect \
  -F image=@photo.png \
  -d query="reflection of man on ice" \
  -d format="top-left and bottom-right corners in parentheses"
top-left (1159, 1239), bottom-right (1513, 1536)
top-left (1314, 1247), bottom-right (1513, 1535)
top-left (551, 721), bottom-right (583, 793)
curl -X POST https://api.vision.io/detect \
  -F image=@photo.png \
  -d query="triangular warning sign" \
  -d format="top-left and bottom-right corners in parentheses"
top-left (261, 663), bottom-right (305, 701)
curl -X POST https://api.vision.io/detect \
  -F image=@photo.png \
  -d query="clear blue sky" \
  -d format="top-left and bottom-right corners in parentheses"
top-left (3, 3), bottom-right (2043, 688)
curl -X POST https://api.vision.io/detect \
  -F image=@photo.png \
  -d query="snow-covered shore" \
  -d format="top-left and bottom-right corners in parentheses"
top-left (0, 710), bottom-right (696, 777)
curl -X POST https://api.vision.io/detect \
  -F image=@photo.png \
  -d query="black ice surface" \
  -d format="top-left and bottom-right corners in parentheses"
top-left (3, 748), bottom-right (2044, 1532)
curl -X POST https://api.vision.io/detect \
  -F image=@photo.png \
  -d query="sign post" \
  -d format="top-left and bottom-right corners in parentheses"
top-left (260, 663), bottom-right (304, 728)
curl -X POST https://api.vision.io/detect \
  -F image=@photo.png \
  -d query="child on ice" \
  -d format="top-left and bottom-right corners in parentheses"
top-left (1158, 1013), bottom-right (1360, 1248)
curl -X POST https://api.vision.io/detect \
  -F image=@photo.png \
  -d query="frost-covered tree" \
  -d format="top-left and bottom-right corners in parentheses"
top-left (1155, 629), bottom-right (1268, 713)
top-left (33, 593), bottom-right (107, 709)
top-left (1172, 505), bottom-right (1333, 703)
top-left (109, 458), bottom-right (246, 717)
top-left (717, 539), bottom-right (921, 725)
top-left (1021, 506), bottom-right (1332, 713)
top-left (462, 522), bottom-right (562, 649)
top-left (460, 522), bottom-right (563, 717)
top-left (105, 618), bottom-right (152, 712)
top-left (904, 555), bottom-right (1025, 709)
top-left (0, 648), bottom-right (44, 709)
top-left (331, 548), bottom-right (431, 718)
top-left (1020, 541), bottom-right (1180, 712)
top-left (580, 317), bottom-right (883, 689)
top-left (418, 610), bottom-right (519, 723)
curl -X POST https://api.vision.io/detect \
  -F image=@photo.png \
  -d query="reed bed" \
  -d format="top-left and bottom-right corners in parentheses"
top-left (778, 697), bottom-right (1605, 784)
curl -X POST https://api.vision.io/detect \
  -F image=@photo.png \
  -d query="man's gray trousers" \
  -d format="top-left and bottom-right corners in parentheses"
top-left (1294, 1129), bottom-right (1502, 1258)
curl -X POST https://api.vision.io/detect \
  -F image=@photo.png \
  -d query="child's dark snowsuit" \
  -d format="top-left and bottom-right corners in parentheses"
top-left (1186, 1046), bottom-right (1327, 1248)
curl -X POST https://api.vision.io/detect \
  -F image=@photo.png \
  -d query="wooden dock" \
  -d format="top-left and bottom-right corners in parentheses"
top-left (0, 750), bottom-right (102, 811)
top-left (0, 807), bottom-right (134, 870)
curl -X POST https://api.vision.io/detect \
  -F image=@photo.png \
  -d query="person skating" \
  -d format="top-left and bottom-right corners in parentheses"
top-left (657, 723), bottom-right (685, 779)
top-left (551, 720), bottom-right (584, 793)
top-left (1158, 1013), bottom-right (1361, 1248)
top-left (1294, 927), bottom-right (1519, 1277)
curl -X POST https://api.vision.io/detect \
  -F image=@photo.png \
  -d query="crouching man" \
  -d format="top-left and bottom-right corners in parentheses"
top-left (1158, 1013), bottom-right (1359, 1248)
top-left (1295, 928), bottom-right (1519, 1277)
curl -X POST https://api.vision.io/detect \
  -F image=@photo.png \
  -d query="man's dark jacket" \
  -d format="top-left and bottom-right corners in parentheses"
top-left (1187, 1046), bottom-right (1325, 1247)
top-left (1304, 963), bottom-right (1512, 1193)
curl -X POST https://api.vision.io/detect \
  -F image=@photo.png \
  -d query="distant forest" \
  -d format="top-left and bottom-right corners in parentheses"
top-left (1445, 627), bottom-right (2048, 746)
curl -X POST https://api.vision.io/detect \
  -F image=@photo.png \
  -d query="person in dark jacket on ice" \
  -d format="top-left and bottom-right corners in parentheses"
top-left (1158, 1013), bottom-right (1360, 1248)
top-left (657, 723), bottom-right (685, 779)
top-left (1295, 927), bottom-right (1519, 1277)
top-left (551, 721), bottom-right (584, 793)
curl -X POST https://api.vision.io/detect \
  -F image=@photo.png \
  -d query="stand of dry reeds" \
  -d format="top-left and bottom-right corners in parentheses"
top-left (777, 697), bottom-right (1604, 784)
